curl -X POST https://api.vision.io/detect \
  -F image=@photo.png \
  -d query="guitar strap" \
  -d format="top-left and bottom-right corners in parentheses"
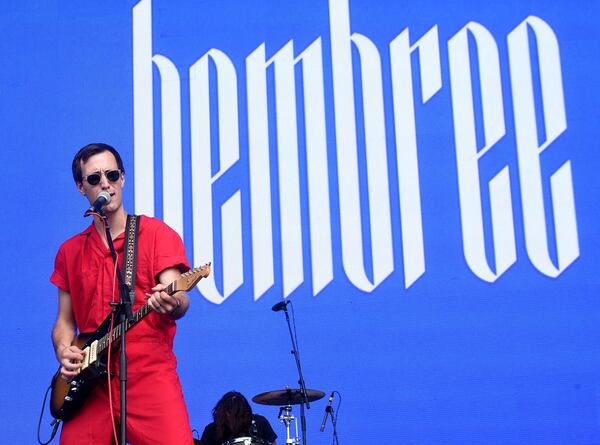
top-left (123, 214), bottom-right (140, 303)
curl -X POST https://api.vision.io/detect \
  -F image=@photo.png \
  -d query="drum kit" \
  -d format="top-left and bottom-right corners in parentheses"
top-left (250, 387), bottom-right (326, 445)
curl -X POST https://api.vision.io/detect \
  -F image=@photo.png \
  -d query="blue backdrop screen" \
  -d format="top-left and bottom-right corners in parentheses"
top-left (3, 1), bottom-right (599, 444)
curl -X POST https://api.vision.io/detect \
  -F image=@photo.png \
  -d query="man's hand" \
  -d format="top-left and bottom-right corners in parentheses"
top-left (146, 283), bottom-right (181, 316)
top-left (58, 344), bottom-right (84, 381)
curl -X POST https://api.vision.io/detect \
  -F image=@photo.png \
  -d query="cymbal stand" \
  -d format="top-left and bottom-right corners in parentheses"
top-left (278, 405), bottom-right (299, 445)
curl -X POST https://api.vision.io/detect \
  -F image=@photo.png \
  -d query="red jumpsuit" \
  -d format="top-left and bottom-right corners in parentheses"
top-left (51, 215), bottom-right (194, 445)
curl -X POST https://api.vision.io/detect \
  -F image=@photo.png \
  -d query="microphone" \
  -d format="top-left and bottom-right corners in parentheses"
top-left (85, 191), bottom-right (111, 215)
top-left (271, 300), bottom-right (291, 312)
top-left (320, 392), bottom-right (334, 432)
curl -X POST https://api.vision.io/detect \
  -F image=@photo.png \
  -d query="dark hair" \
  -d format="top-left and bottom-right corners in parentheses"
top-left (212, 391), bottom-right (253, 442)
top-left (72, 143), bottom-right (125, 183)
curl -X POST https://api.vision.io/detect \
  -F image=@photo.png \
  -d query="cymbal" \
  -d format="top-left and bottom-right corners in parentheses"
top-left (252, 388), bottom-right (325, 406)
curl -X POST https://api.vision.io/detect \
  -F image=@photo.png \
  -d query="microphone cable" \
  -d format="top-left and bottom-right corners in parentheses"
top-left (107, 215), bottom-right (120, 445)
top-left (330, 390), bottom-right (342, 445)
top-left (88, 211), bottom-right (120, 445)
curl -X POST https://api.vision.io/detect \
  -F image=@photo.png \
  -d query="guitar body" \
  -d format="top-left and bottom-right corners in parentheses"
top-left (50, 317), bottom-right (113, 421)
top-left (49, 264), bottom-right (211, 422)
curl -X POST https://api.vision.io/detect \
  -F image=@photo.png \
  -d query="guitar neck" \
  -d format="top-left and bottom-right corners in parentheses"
top-left (95, 303), bottom-right (153, 356)
top-left (95, 280), bottom-right (178, 356)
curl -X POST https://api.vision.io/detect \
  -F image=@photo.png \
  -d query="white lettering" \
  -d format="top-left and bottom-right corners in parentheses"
top-left (190, 49), bottom-right (243, 303)
top-left (329, 0), bottom-right (394, 292)
top-left (508, 16), bottom-right (579, 276)
top-left (448, 22), bottom-right (516, 282)
top-left (132, 1), bottom-right (578, 302)
top-left (389, 26), bottom-right (442, 288)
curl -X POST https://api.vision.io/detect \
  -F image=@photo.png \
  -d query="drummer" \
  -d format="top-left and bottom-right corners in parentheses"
top-left (198, 391), bottom-right (278, 445)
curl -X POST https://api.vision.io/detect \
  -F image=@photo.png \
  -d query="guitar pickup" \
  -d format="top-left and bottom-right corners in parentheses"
top-left (89, 340), bottom-right (98, 366)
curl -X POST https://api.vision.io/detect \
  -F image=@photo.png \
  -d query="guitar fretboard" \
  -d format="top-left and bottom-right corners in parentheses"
top-left (95, 302), bottom-right (153, 355)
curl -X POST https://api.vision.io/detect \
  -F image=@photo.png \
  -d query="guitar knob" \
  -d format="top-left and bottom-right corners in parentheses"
top-left (70, 380), bottom-right (79, 388)
top-left (64, 396), bottom-right (73, 402)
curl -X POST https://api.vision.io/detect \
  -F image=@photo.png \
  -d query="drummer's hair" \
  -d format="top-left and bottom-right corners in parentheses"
top-left (213, 391), bottom-right (253, 441)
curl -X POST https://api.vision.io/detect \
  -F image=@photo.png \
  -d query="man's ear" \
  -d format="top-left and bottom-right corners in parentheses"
top-left (76, 181), bottom-right (85, 196)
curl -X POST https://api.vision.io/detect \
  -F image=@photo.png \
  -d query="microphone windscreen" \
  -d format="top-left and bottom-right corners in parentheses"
top-left (97, 190), bottom-right (111, 204)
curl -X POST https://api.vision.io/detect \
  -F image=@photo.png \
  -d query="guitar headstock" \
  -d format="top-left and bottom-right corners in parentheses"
top-left (171, 263), bottom-right (211, 293)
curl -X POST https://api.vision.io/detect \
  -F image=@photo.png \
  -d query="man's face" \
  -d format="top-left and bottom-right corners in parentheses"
top-left (77, 150), bottom-right (125, 214)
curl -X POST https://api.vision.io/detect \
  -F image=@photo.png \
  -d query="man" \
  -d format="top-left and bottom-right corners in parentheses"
top-left (51, 143), bottom-right (194, 444)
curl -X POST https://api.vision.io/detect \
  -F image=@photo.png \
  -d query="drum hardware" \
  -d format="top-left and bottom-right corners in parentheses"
top-left (277, 404), bottom-right (299, 445)
top-left (252, 387), bottom-right (325, 445)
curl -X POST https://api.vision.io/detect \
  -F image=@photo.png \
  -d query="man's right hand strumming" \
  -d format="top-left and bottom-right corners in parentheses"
top-left (57, 344), bottom-right (84, 381)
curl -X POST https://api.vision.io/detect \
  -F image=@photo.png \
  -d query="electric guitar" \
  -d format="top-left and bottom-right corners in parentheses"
top-left (49, 263), bottom-right (211, 421)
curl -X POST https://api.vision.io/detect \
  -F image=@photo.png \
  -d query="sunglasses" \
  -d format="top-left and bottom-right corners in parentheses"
top-left (83, 169), bottom-right (121, 186)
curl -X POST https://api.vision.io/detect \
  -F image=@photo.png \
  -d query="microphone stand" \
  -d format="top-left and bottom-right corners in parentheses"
top-left (281, 304), bottom-right (310, 445)
top-left (97, 210), bottom-right (133, 445)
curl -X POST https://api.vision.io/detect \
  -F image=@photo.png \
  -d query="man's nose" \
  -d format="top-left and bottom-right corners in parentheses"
top-left (99, 173), bottom-right (110, 188)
